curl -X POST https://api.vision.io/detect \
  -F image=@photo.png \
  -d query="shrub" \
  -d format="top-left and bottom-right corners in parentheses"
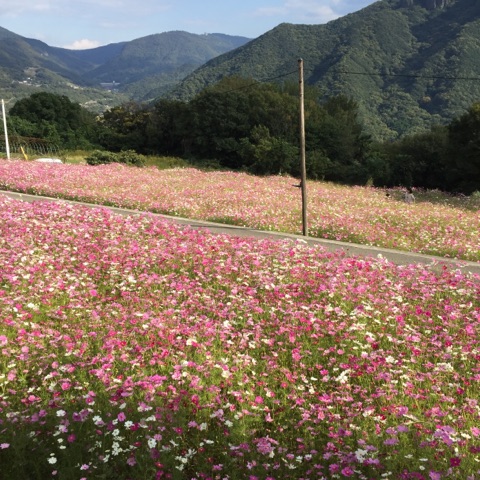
top-left (116, 150), bottom-right (146, 167)
top-left (85, 150), bottom-right (145, 167)
top-left (85, 150), bottom-right (118, 166)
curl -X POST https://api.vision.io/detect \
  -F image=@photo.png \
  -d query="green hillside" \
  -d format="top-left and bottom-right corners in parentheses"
top-left (1, 0), bottom-right (480, 138)
top-left (171, 0), bottom-right (480, 140)
top-left (0, 28), bottom-right (251, 111)
top-left (82, 31), bottom-right (252, 102)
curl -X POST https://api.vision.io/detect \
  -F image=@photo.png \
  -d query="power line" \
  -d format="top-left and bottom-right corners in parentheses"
top-left (188, 63), bottom-right (480, 100)
top-left (208, 69), bottom-right (298, 95)
top-left (201, 67), bottom-right (480, 98)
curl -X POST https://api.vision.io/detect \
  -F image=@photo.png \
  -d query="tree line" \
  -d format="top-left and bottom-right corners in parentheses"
top-left (6, 79), bottom-right (480, 194)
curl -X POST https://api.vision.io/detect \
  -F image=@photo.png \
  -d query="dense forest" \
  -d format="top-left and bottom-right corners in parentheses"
top-left (3, 85), bottom-right (480, 194)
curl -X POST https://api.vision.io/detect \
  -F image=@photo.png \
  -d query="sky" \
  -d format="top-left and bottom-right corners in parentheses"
top-left (0, 0), bottom-right (377, 50)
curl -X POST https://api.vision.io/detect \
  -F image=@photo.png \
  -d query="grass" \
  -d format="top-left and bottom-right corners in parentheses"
top-left (57, 151), bottom-right (190, 170)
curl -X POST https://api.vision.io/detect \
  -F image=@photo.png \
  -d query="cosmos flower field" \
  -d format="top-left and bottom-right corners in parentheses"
top-left (0, 188), bottom-right (479, 479)
top-left (0, 159), bottom-right (478, 262)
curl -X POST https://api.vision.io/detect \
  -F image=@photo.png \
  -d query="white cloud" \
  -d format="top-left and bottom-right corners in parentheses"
top-left (63, 38), bottom-right (101, 49)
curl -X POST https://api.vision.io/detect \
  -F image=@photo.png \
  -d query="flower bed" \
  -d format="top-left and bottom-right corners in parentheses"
top-left (0, 160), bottom-right (478, 261)
top-left (0, 195), bottom-right (479, 479)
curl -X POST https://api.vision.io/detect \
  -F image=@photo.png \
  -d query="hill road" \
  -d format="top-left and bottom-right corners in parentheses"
top-left (2, 190), bottom-right (479, 275)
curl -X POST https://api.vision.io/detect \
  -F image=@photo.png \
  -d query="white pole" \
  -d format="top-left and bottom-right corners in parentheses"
top-left (1, 99), bottom-right (10, 160)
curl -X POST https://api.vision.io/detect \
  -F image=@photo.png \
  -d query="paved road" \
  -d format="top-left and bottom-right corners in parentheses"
top-left (2, 190), bottom-right (479, 274)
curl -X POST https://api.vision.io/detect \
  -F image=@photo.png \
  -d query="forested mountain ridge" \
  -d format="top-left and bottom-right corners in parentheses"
top-left (82, 31), bottom-right (251, 100)
top-left (171, 0), bottom-right (480, 140)
top-left (0, 28), bottom-right (251, 111)
top-left (1, 0), bottom-right (479, 138)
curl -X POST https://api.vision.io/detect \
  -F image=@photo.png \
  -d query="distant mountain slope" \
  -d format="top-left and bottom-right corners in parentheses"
top-left (171, 0), bottom-right (480, 140)
top-left (81, 31), bottom-right (251, 101)
top-left (0, 27), bottom-right (251, 109)
top-left (84, 32), bottom-right (250, 83)
top-left (0, 28), bottom-right (91, 83)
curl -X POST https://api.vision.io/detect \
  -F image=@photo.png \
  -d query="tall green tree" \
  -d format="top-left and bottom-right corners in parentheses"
top-left (97, 102), bottom-right (151, 153)
top-left (382, 126), bottom-right (449, 189)
top-left (445, 102), bottom-right (480, 194)
top-left (186, 77), bottom-right (299, 170)
top-left (146, 99), bottom-right (192, 156)
top-left (307, 96), bottom-right (371, 184)
top-left (9, 92), bottom-right (97, 149)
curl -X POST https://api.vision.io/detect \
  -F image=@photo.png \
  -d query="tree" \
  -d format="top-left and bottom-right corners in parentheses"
top-left (238, 125), bottom-right (298, 175)
top-left (445, 103), bottom-right (480, 193)
top-left (98, 102), bottom-right (151, 153)
top-left (146, 99), bottom-right (191, 156)
top-left (307, 96), bottom-right (372, 184)
top-left (9, 92), bottom-right (98, 149)
top-left (186, 77), bottom-right (299, 169)
top-left (382, 126), bottom-right (449, 189)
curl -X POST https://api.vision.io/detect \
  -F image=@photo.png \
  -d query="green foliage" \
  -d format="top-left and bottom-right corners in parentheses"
top-left (171, 0), bottom-right (480, 141)
top-left (85, 150), bottom-right (118, 166)
top-left (8, 92), bottom-right (99, 149)
top-left (143, 155), bottom-right (189, 170)
top-left (145, 99), bottom-right (190, 156)
top-left (389, 125), bottom-right (449, 189)
top-left (116, 150), bottom-right (146, 167)
top-left (445, 102), bottom-right (480, 193)
top-left (97, 102), bottom-right (151, 152)
top-left (238, 125), bottom-right (298, 175)
top-left (182, 77), bottom-right (299, 170)
top-left (96, 78), bottom-right (375, 182)
top-left (85, 150), bottom-right (145, 167)
top-left (305, 95), bottom-right (372, 183)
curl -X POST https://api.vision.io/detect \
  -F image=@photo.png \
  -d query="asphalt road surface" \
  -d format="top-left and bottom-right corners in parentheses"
top-left (2, 190), bottom-right (479, 275)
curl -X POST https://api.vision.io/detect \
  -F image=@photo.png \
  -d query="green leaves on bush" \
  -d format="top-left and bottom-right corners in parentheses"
top-left (85, 150), bottom-right (146, 167)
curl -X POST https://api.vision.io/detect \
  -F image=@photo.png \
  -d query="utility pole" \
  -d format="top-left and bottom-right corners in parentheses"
top-left (1, 99), bottom-right (10, 160)
top-left (298, 59), bottom-right (308, 236)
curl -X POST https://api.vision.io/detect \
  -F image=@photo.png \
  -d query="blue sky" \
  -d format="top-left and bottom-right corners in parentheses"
top-left (0, 0), bottom-right (377, 50)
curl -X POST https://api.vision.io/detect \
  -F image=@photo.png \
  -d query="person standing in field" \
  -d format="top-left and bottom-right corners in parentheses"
top-left (404, 187), bottom-right (415, 204)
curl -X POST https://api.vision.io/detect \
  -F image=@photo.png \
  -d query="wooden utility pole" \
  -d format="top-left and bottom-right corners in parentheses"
top-left (1, 99), bottom-right (10, 160)
top-left (298, 59), bottom-right (308, 236)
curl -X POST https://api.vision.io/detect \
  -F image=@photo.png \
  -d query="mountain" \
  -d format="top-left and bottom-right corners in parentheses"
top-left (171, 0), bottom-right (480, 140)
top-left (82, 31), bottom-right (251, 101)
top-left (0, 28), bottom-right (251, 112)
top-left (2, 0), bottom-right (479, 140)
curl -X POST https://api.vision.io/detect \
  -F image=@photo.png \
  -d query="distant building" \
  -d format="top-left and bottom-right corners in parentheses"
top-left (100, 81), bottom-right (120, 91)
